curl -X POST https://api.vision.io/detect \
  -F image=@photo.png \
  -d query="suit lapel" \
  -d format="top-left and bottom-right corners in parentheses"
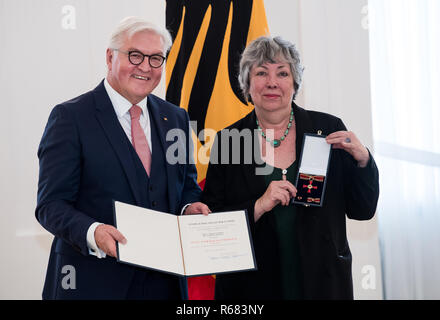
top-left (93, 81), bottom-right (142, 205)
top-left (147, 96), bottom-right (179, 213)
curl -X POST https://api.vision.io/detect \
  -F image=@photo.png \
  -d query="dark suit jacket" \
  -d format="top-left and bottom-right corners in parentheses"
top-left (36, 80), bottom-right (201, 299)
top-left (202, 103), bottom-right (379, 300)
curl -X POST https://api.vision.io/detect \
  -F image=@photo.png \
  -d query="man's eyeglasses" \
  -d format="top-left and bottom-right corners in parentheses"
top-left (114, 49), bottom-right (166, 68)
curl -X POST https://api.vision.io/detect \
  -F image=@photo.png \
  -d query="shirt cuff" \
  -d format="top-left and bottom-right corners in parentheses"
top-left (86, 222), bottom-right (107, 259)
top-left (180, 203), bottom-right (192, 215)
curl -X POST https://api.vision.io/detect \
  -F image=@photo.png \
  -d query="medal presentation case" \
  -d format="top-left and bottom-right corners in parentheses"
top-left (292, 133), bottom-right (332, 207)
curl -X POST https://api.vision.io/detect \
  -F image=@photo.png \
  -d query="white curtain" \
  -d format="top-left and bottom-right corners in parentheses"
top-left (368, 0), bottom-right (440, 299)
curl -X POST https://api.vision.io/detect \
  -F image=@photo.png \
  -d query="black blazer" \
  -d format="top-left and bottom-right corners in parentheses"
top-left (202, 103), bottom-right (379, 300)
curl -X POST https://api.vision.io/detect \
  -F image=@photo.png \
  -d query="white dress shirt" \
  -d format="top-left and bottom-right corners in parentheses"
top-left (104, 78), bottom-right (152, 152)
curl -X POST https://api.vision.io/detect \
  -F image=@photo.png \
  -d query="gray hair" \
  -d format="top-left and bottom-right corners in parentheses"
top-left (109, 16), bottom-right (173, 53)
top-left (238, 36), bottom-right (304, 101)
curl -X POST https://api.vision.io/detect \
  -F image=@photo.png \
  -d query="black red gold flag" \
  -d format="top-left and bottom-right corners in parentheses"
top-left (165, 0), bottom-right (269, 300)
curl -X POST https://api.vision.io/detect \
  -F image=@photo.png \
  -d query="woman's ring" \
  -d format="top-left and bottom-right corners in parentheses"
top-left (345, 138), bottom-right (351, 143)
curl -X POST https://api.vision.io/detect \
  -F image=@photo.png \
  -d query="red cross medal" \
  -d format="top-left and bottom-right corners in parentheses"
top-left (300, 173), bottom-right (324, 194)
top-left (303, 180), bottom-right (318, 194)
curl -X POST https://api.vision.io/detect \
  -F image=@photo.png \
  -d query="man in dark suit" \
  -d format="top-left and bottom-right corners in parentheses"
top-left (36, 17), bottom-right (210, 300)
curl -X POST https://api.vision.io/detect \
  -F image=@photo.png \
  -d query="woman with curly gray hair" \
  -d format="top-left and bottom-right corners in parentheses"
top-left (202, 36), bottom-right (379, 299)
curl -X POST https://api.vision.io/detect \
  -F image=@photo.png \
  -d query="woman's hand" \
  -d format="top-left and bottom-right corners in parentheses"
top-left (326, 131), bottom-right (370, 168)
top-left (254, 180), bottom-right (297, 222)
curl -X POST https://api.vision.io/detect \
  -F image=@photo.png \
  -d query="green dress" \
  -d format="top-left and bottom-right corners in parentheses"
top-left (263, 161), bottom-right (303, 299)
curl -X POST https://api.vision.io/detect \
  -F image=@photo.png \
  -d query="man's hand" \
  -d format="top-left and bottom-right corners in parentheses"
top-left (184, 202), bottom-right (212, 216)
top-left (94, 224), bottom-right (127, 258)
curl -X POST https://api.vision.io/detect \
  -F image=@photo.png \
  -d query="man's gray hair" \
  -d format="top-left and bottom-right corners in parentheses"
top-left (238, 36), bottom-right (304, 102)
top-left (109, 16), bottom-right (173, 53)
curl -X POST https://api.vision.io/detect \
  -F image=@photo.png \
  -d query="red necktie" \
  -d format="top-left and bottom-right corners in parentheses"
top-left (129, 105), bottom-right (151, 176)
